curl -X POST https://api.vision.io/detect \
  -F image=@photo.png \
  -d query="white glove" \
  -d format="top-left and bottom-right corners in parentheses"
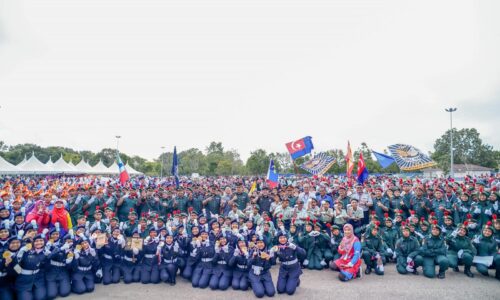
top-left (303, 259), bottom-right (309, 266)
top-left (89, 248), bottom-right (96, 257)
top-left (233, 248), bottom-right (241, 256)
top-left (133, 248), bottom-right (139, 255)
top-left (60, 243), bottom-right (70, 251)
top-left (457, 249), bottom-right (464, 259)
top-left (460, 207), bottom-right (468, 213)
top-left (75, 195), bottom-right (82, 205)
top-left (41, 228), bottom-right (49, 238)
top-left (375, 253), bottom-right (381, 259)
top-left (288, 243), bottom-right (297, 250)
top-left (473, 236), bottom-right (480, 244)
top-left (118, 237), bottom-right (126, 247)
top-left (407, 257), bottom-right (413, 263)
top-left (406, 265), bottom-right (414, 272)
top-left (78, 233), bottom-right (86, 240)
top-left (485, 209), bottom-right (492, 216)
top-left (96, 269), bottom-right (103, 278)
top-left (105, 197), bottom-right (114, 205)
top-left (85, 221), bottom-right (90, 229)
top-left (387, 248), bottom-right (393, 254)
top-left (66, 257), bottom-right (74, 264)
top-left (173, 243), bottom-right (179, 252)
top-left (87, 197), bottom-right (96, 205)
top-left (473, 207), bottom-right (481, 214)
top-left (195, 240), bottom-right (201, 247)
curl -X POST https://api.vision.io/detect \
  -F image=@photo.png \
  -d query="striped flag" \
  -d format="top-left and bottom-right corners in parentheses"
top-left (345, 141), bottom-right (354, 177)
top-left (116, 152), bottom-right (130, 185)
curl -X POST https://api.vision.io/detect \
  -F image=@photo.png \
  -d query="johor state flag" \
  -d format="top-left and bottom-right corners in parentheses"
top-left (357, 152), bottom-right (369, 184)
top-left (285, 136), bottom-right (314, 160)
top-left (266, 159), bottom-right (279, 188)
top-left (116, 152), bottom-right (130, 185)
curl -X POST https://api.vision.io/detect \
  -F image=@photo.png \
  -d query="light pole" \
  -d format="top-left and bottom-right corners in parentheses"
top-left (445, 108), bottom-right (457, 178)
top-left (115, 135), bottom-right (121, 151)
top-left (160, 146), bottom-right (166, 178)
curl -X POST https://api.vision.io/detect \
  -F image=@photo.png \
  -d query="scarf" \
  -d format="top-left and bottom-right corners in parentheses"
top-left (339, 224), bottom-right (358, 254)
top-left (51, 206), bottom-right (69, 230)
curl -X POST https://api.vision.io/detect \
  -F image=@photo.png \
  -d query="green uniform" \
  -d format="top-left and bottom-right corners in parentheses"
top-left (298, 230), bottom-right (330, 270)
top-left (191, 193), bottom-right (204, 214)
top-left (117, 197), bottom-right (137, 222)
top-left (69, 195), bottom-right (87, 224)
top-left (446, 234), bottom-right (476, 273)
top-left (395, 235), bottom-right (423, 274)
top-left (84, 196), bottom-right (105, 222)
top-left (361, 230), bottom-right (387, 275)
top-left (472, 234), bottom-right (500, 278)
top-left (205, 195), bottom-right (221, 215)
top-left (175, 196), bottom-right (189, 213)
top-left (234, 192), bottom-right (249, 211)
top-left (420, 235), bottom-right (449, 278)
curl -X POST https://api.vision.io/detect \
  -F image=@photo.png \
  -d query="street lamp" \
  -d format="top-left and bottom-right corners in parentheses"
top-left (445, 108), bottom-right (457, 178)
top-left (115, 135), bottom-right (121, 151)
top-left (160, 146), bottom-right (166, 178)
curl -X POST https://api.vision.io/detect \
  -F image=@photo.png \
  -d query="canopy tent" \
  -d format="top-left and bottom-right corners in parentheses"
top-left (18, 153), bottom-right (53, 174)
top-left (106, 162), bottom-right (120, 174)
top-left (0, 156), bottom-right (21, 174)
top-left (45, 156), bottom-right (54, 168)
top-left (52, 155), bottom-right (78, 174)
top-left (125, 162), bottom-right (143, 175)
top-left (17, 155), bottom-right (28, 167)
top-left (89, 159), bottom-right (112, 174)
top-left (74, 159), bottom-right (94, 173)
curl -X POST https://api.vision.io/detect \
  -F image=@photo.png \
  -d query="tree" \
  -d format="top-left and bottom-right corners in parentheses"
top-left (246, 149), bottom-right (269, 175)
top-left (432, 128), bottom-right (498, 172)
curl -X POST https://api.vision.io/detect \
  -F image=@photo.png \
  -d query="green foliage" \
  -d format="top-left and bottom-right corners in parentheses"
top-left (432, 128), bottom-right (498, 172)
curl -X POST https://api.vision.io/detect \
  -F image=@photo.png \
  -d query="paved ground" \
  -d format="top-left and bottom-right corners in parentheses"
top-left (67, 267), bottom-right (499, 300)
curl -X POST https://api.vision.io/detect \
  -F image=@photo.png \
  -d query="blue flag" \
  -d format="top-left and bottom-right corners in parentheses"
top-left (372, 150), bottom-right (395, 169)
top-left (171, 146), bottom-right (179, 188)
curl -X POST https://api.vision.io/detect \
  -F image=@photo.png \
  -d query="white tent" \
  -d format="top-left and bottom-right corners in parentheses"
top-left (125, 162), bottom-right (143, 175)
top-left (74, 159), bottom-right (94, 173)
top-left (46, 156), bottom-right (54, 167)
top-left (89, 159), bottom-right (112, 174)
top-left (52, 155), bottom-right (78, 174)
top-left (107, 162), bottom-right (119, 174)
top-left (17, 154), bottom-right (28, 167)
top-left (0, 156), bottom-right (21, 174)
top-left (18, 153), bottom-right (53, 174)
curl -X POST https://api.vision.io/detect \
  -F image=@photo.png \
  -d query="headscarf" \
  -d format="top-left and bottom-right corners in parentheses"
top-left (51, 201), bottom-right (69, 230)
top-left (339, 223), bottom-right (358, 254)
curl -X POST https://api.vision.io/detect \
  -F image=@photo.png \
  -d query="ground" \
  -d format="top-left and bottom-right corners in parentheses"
top-left (66, 267), bottom-right (499, 300)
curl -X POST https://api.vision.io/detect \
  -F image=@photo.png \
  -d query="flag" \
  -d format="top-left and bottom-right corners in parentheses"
top-left (266, 159), bottom-right (279, 189)
top-left (388, 144), bottom-right (437, 171)
top-left (285, 136), bottom-right (314, 160)
top-left (345, 141), bottom-right (354, 177)
top-left (357, 152), bottom-right (369, 184)
top-left (372, 150), bottom-right (395, 169)
top-left (249, 181), bottom-right (257, 194)
top-left (171, 146), bottom-right (179, 188)
top-left (116, 152), bottom-right (129, 185)
top-left (299, 153), bottom-right (336, 176)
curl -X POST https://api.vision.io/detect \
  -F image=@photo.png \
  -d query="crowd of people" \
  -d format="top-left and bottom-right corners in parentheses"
top-left (0, 173), bottom-right (499, 300)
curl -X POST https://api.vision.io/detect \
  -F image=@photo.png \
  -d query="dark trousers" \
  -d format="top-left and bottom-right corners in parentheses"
top-left (276, 264), bottom-right (301, 295)
top-left (248, 271), bottom-right (275, 298)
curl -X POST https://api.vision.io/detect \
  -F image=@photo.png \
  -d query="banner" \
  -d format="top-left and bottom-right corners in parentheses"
top-left (299, 153), bottom-right (336, 176)
top-left (387, 144), bottom-right (437, 171)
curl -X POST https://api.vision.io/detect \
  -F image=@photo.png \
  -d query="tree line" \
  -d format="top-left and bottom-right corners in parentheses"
top-left (0, 128), bottom-right (498, 176)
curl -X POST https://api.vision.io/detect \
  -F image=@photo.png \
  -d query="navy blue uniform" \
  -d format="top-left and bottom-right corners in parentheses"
top-left (14, 248), bottom-right (49, 300)
top-left (247, 249), bottom-right (275, 298)
top-left (45, 242), bottom-right (71, 299)
top-left (140, 239), bottom-right (160, 284)
top-left (209, 244), bottom-right (233, 290)
top-left (98, 237), bottom-right (123, 285)
top-left (191, 240), bottom-right (215, 288)
top-left (228, 247), bottom-right (249, 290)
top-left (121, 247), bottom-right (141, 284)
top-left (71, 247), bottom-right (100, 294)
top-left (274, 244), bottom-right (306, 295)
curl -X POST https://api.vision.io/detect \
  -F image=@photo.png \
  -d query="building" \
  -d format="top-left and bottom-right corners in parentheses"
top-left (422, 164), bottom-right (494, 179)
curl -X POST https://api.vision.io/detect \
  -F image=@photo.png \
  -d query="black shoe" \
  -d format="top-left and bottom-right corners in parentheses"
top-left (465, 270), bottom-right (474, 278)
top-left (453, 266), bottom-right (459, 272)
top-left (365, 267), bottom-right (372, 275)
top-left (437, 272), bottom-right (445, 279)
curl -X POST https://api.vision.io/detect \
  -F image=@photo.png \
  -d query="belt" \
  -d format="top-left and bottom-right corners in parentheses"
top-left (50, 260), bottom-right (66, 267)
top-left (21, 268), bottom-right (40, 275)
top-left (78, 266), bottom-right (92, 272)
top-left (237, 264), bottom-right (248, 269)
top-left (217, 260), bottom-right (227, 265)
top-left (103, 254), bottom-right (113, 260)
top-left (281, 258), bottom-right (298, 266)
top-left (123, 256), bottom-right (134, 262)
top-left (163, 258), bottom-right (177, 264)
top-left (201, 258), bottom-right (213, 262)
top-left (144, 254), bottom-right (156, 259)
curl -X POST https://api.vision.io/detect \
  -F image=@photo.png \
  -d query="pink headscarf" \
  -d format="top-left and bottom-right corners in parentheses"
top-left (339, 223), bottom-right (358, 254)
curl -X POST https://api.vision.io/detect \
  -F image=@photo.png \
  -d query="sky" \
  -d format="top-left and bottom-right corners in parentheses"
top-left (0, 0), bottom-right (499, 161)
